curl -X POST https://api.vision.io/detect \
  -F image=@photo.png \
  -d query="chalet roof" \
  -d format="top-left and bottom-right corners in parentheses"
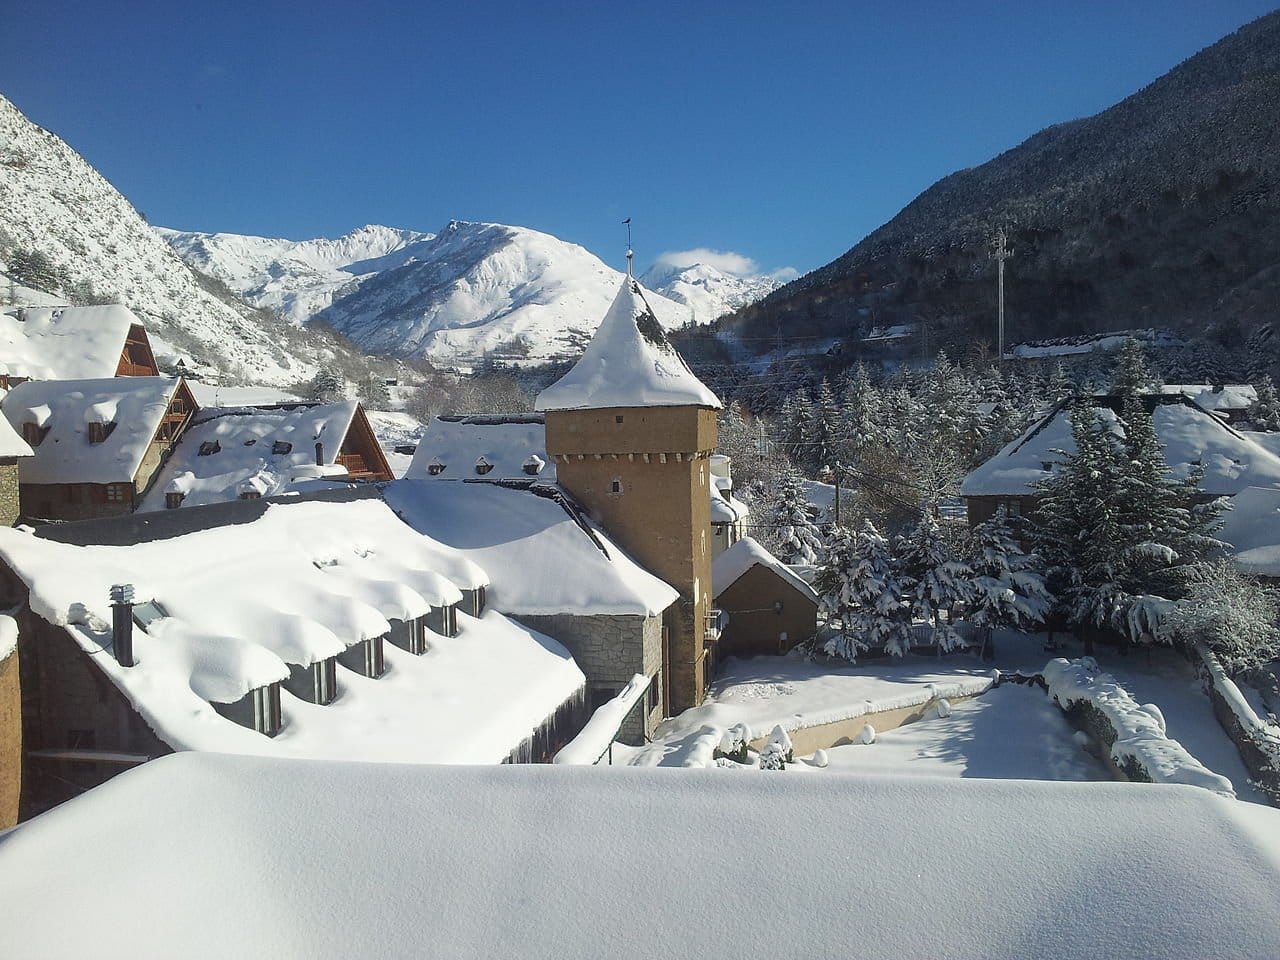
top-left (0, 304), bottom-right (139, 380)
top-left (405, 414), bottom-right (556, 482)
top-left (0, 498), bottom-right (578, 764)
top-left (385, 479), bottom-right (679, 617)
top-left (1, 376), bottom-right (182, 484)
top-left (1219, 486), bottom-right (1280, 577)
top-left (961, 395), bottom-right (1280, 498)
top-left (535, 278), bottom-right (720, 412)
top-left (713, 536), bottom-right (818, 602)
top-left (1161, 384), bottom-right (1257, 412)
top-left (3, 753), bottom-right (1278, 960)
top-left (137, 400), bottom-right (364, 511)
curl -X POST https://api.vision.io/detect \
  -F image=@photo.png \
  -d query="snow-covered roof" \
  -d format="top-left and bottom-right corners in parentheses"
top-left (713, 536), bottom-right (818, 602)
top-left (404, 414), bottom-right (556, 482)
top-left (0, 304), bottom-right (138, 380)
top-left (138, 401), bottom-right (364, 511)
top-left (1162, 384), bottom-right (1257, 412)
top-left (385, 479), bottom-right (678, 617)
top-left (709, 482), bottom-right (749, 524)
top-left (0, 413), bottom-right (33, 459)
top-left (1220, 486), bottom-right (1280, 576)
top-left (1, 377), bottom-right (181, 484)
top-left (2, 753), bottom-right (1278, 960)
top-left (535, 278), bottom-right (720, 412)
top-left (0, 498), bottom-right (575, 763)
top-left (962, 396), bottom-right (1280, 498)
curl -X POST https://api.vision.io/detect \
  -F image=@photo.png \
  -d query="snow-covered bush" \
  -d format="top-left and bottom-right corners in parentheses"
top-left (1163, 560), bottom-right (1280, 675)
top-left (764, 725), bottom-right (794, 764)
top-left (715, 722), bottom-right (753, 765)
top-left (855, 724), bottom-right (876, 745)
top-left (966, 506), bottom-right (1052, 639)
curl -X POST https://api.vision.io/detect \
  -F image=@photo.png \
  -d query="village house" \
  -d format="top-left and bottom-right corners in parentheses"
top-left (1161, 383), bottom-right (1257, 424)
top-left (961, 393), bottom-right (1280, 530)
top-left (1, 376), bottom-right (197, 521)
top-left (709, 453), bottom-right (749, 558)
top-left (0, 304), bottom-right (159, 387)
top-left (0, 491), bottom-right (587, 817)
top-left (712, 536), bottom-right (818, 658)
top-left (0, 417), bottom-right (33, 527)
top-left (138, 399), bottom-right (392, 511)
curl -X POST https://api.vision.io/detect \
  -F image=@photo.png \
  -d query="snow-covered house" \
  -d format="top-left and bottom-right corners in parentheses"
top-left (961, 394), bottom-right (1280, 528)
top-left (709, 454), bottom-right (749, 558)
top-left (0, 305), bottom-right (159, 386)
top-left (1, 376), bottom-right (196, 520)
top-left (404, 413), bottom-right (553, 481)
top-left (138, 399), bottom-right (392, 511)
top-left (385, 479), bottom-right (676, 743)
top-left (712, 537), bottom-right (818, 658)
top-left (0, 494), bottom-right (586, 815)
top-left (0, 416), bottom-right (33, 527)
top-left (1162, 384), bottom-right (1257, 424)
top-left (536, 277), bottom-right (722, 715)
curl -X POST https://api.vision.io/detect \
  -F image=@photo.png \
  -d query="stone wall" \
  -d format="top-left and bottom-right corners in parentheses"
top-left (516, 612), bottom-right (663, 744)
top-left (0, 460), bottom-right (20, 527)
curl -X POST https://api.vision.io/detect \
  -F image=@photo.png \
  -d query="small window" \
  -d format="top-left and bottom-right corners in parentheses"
top-left (239, 489), bottom-right (262, 500)
top-left (646, 674), bottom-right (660, 715)
top-left (105, 484), bottom-right (129, 503)
top-left (272, 440), bottom-right (292, 455)
top-left (22, 422), bottom-right (47, 446)
top-left (165, 491), bottom-right (185, 510)
top-left (615, 415), bottom-right (624, 424)
top-left (198, 440), bottom-right (220, 456)
top-left (86, 421), bottom-right (117, 445)
top-left (610, 479), bottom-right (622, 494)
top-left (427, 462), bottom-right (446, 476)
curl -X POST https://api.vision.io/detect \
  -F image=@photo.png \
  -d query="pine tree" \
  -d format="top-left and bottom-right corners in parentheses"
top-left (308, 367), bottom-right (348, 403)
top-left (359, 373), bottom-right (391, 410)
top-left (1248, 376), bottom-right (1280, 431)
top-left (770, 465), bottom-right (825, 566)
top-left (898, 510), bottom-right (974, 652)
top-left (818, 520), bottom-right (913, 660)
top-left (1110, 338), bottom-right (1159, 396)
top-left (967, 506), bottom-right (1052, 643)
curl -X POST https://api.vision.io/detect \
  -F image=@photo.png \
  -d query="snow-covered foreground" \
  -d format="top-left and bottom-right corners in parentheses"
top-left (1, 753), bottom-right (1278, 960)
top-left (817, 685), bottom-right (1111, 781)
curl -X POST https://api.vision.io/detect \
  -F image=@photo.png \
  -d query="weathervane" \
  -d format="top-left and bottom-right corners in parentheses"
top-left (623, 217), bottom-right (633, 278)
top-left (991, 226), bottom-right (1013, 364)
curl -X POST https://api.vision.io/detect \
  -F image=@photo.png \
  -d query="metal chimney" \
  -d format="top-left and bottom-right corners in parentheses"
top-left (110, 583), bottom-right (136, 667)
top-left (315, 441), bottom-right (324, 466)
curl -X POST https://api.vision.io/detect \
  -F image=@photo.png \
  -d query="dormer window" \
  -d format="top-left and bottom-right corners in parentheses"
top-left (272, 440), bottom-right (292, 455)
top-left (475, 457), bottom-right (494, 476)
top-left (198, 440), bottom-right (220, 456)
top-left (86, 421), bottom-right (116, 444)
top-left (21, 422), bottom-right (47, 446)
top-left (522, 455), bottom-right (545, 476)
top-left (427, 459), bottom-right (446, 476)
top-left (239, 489), bottom-right (262, 500)
top-left (165, 491), bottom-right (185, 510)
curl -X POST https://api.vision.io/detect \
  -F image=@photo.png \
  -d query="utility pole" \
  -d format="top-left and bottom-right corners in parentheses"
top-left (623, 217), bottom-right (633, 279)
top-left (991, 227), bottom-right (1013, 364)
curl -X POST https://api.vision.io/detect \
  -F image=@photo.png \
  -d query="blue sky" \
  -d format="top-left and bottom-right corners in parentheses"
top-left (2, 1), bottom-right (1276, 278)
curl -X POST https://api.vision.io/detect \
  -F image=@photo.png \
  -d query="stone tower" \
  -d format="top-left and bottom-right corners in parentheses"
top-left (536, 279), bottom-right (721, 714)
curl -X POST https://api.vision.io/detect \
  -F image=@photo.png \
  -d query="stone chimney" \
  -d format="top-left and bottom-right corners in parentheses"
top-left (110, 583), bottom-right (135, 667)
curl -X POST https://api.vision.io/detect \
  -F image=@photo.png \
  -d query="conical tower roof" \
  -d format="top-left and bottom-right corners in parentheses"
top-left (535, 279), bottom-right (721, 412)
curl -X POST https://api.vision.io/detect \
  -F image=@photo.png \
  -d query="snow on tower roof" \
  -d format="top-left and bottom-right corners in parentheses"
top-left (713, 536), bottom-right (817, 601)
top-left (1, 377), bottom-right (183, 484)
top-left (0, 304), bottom-right (140, 381)
top-left (535, 278), bottom-right (720, 411)
top-left (0, 498), bottom-right (577, 763)
top-left (405, 414), bottom-right (556, 481)
top-left (138, 401), bottom-right (367, 511)
top-left (385, 479), bottom-right (678, 617)
top-left (2, 753), bottom-right (1279, 959)
top-left (962, 395), bottom-right (1280, 498)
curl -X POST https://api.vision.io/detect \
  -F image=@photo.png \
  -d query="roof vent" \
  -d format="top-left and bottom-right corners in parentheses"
top-left (272, 440), bottom-right (292, 455)
top-left (427, 458), bottom-right (446, 476)
top-left (475, 456), bottom-right (494, 476)
top-left (522, 455), bottom-right (545, 476)
top-left (198, 440), bottom-right (220, 456)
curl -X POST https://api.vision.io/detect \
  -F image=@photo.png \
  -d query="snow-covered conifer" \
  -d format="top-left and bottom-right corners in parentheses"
top-left (770, 466), bottom-right (825, 565)
top-left (967, 506), bottom-right (1052, 642)
top-left (898, 510), bottom-right (973, 651)
top-left (1110, 338), bottom-right (1159, 396)
top-left (818, 520), bottom-right (913, 660)
top-left (1248, 376), bottom-right (1280, 432)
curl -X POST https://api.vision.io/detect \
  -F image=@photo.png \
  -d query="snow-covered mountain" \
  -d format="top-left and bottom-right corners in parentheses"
top-left (310, 220), bottom-right (697, 364)
top-left (0, 93), bottom-right (363, 386)
top-left (639, 260), bottom-right (780, 322)
top-left (158, 224), bottom-right (434, 325)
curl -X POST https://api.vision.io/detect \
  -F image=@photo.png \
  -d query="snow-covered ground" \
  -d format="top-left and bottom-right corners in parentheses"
top-left (816, 684), bottom-right (1111, 781)
top-left (364, 409), bottom-right (425, 478)
top-left (1, 753), bottom-right (1278, 960)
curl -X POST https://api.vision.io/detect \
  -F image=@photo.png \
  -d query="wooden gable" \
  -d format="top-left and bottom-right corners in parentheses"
top-left (336, 404), bottom-right (394, 482)
top-left (115, 324), bottom-right (160, 378)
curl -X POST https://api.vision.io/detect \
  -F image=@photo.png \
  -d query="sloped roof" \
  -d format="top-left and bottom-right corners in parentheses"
top-left (0, 304), bottom-right (138, 380)
top-left (405, 414), bottom-right (555, 482)
top-left (2, 376), bottom-right (180, 484)
top-left (0, 413), bottom-right (32, 458)
top-left (138, 401), bottom-right (362, 511)
top-left (1220, 486), bottom-right (1280, 576)
top-left (0, 498), bottom-right (577, 764)
top-left (1162, 384), bottom-right (1257, 412)
top-left (962, 395), bottom-right (1280, 498)
top-left (535, 279), bottom-right (720, 411)
top-left (713, 536), bottom-right (818, 601)
top-left (385, 479), bottom-right (678, 617)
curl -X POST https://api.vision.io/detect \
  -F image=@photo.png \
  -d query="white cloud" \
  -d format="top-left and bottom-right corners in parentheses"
top-left (769, 266), bottom-right (800, 282)
top-left (654, 248), bottom-right (761, 277)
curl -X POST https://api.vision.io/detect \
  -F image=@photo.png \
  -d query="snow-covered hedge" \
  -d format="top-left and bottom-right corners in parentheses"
top-left (1194, 643), bottom-right (1280, 795)
top-left (1043, 658), bottom-right (1235, 798)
